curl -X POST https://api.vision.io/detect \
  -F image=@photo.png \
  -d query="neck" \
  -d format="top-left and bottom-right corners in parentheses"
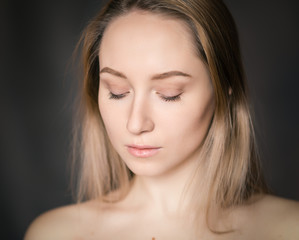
top-left (126, 156), bottom-right (204, 218)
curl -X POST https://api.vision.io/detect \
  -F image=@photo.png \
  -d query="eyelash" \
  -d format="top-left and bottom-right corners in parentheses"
top-left (109, 92), bottom-right (127, 100)
top-left (160, 93), bottom-right (182, 102)
top-left (108, 92), bottom-right (182, 102)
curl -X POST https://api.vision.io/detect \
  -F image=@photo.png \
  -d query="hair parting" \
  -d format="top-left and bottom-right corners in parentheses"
top-left (72, 0), bottom-right (268, 233)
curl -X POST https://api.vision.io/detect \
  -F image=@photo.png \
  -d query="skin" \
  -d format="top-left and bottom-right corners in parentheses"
top-left (24, 11), bottom-right (299, 240)
top-left (97, 10), bottom-right (214, 206)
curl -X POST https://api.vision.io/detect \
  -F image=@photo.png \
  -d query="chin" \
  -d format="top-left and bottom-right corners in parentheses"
top-left (124, 157), bottom-right (169, 177)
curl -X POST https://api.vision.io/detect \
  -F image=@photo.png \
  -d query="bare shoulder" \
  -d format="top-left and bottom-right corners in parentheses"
top-left (243, 194), bottom-right (299, 239)
top-left (24, 204), bottom-right (80, 240)
top-left (257, 194), bottom-right (299, 221)
top-left (24, 200), bottom-right (103, 240)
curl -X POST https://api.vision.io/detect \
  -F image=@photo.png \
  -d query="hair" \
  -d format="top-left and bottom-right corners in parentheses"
top-left (72, 0), bottom-right (268, 233)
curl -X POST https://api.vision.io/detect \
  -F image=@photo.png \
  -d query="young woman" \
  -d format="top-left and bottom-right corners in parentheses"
top-left (25, 0), bottom-right (299, 239)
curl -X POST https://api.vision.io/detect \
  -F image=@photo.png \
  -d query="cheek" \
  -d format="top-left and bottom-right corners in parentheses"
top-left (98, 98), bottom-right (123, 139)
top-left (160, 97), bottom-right (214, 146)
top-left (100, 109), bottom-right (119, 132)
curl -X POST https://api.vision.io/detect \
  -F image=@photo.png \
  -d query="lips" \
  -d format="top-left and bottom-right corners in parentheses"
top-left (126, 145), bottom-right (161, 158)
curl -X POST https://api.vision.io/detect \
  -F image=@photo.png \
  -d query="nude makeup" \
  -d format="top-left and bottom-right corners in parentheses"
top-left (127, 145), bottom-right (161, 158)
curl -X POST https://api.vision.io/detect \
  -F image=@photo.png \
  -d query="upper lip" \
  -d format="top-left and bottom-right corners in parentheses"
top-left (127, 144), bottom-right (160, 149)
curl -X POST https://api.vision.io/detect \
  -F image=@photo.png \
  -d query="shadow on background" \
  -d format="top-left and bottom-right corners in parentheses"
top-left (1, 0), bottom-right (298, 239)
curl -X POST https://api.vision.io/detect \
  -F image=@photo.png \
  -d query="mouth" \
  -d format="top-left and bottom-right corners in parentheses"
top-left (126, 145), bottom-right (161, 158)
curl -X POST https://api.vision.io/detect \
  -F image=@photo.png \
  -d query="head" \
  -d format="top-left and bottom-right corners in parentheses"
top-left (74, 0), bottom-right (267, 211)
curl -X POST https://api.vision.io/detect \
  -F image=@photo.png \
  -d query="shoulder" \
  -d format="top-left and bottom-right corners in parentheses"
top-left (262, 195), bottom-right (299, 232)
top-left (24, 204), bottom-right (79, 240)
top-left (255, 194), bottom-right (299, 220)
top-left (24, 201), bottom-right (103, 240)
top-left (243, 194), bottom-right (299, 239)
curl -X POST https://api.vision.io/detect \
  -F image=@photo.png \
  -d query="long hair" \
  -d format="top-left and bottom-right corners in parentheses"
top-left (72, 0), bottom-right (268, 229)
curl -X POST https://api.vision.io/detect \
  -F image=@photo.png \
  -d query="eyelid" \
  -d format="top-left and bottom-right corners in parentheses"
top-left (157, 92), bottom-right (183, 102)
top-left (101, 79), bottom-right (129, 91)
top-left (108, 90), bottom-right (183, 102)
top-left (109, 91), bottom-right (129, 100)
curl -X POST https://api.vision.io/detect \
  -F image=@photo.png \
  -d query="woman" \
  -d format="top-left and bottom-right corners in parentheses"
top-left (25, 0), bottom-right (299, 239)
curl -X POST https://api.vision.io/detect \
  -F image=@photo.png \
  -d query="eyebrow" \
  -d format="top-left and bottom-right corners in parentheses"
top-left (100, 67), bottom-right (192, 80)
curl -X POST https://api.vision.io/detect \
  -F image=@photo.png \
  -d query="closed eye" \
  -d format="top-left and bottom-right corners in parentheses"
top-left (109, 92), bottom-right (128, 100)
top-left (109, 91), bottom-right (183, 102)
top-left (159, 93), bottom-right (183, 102)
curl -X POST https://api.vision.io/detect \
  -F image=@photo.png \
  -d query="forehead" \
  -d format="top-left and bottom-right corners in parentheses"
top-left (99, 11), bottom-right (198, 72)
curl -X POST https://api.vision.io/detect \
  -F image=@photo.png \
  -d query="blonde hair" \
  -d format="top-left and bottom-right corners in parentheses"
top-left (73, 0), bottom-right (268, 228)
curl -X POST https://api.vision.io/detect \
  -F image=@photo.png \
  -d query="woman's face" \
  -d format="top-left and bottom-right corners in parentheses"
top-left (98, 11), bottom-right (215, 177)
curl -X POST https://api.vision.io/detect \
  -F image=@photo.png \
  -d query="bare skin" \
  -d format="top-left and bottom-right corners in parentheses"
top-left (24, 11), bottom-right (299, 240)
top-left (24, 193), bottom-right (299, 240)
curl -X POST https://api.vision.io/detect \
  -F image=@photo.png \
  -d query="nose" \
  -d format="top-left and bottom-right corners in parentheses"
top-left (126, 96), bottom-right (154, 135)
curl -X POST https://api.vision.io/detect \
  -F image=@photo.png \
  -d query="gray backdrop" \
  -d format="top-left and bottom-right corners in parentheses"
top-left (1, 0), bottom-right (298, 239)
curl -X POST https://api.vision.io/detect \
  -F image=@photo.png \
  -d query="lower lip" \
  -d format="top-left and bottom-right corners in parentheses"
top-left (127, 147), bottom-right (160, 158)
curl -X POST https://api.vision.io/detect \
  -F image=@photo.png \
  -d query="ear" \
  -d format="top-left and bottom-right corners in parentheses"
top-left (228, 87), bottom-right (232, 95)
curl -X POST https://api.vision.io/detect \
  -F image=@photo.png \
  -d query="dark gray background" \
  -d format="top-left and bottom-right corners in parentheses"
top-left (1, 0), bottom-right (298, 239)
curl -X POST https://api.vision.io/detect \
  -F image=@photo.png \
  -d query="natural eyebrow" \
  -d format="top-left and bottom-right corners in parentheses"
top-left (151, 71), bottom-right (191, 80)
top-left (100, 67), bottom-right (127, 79)
top-left (99, 67), bottom-right (192, 80)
